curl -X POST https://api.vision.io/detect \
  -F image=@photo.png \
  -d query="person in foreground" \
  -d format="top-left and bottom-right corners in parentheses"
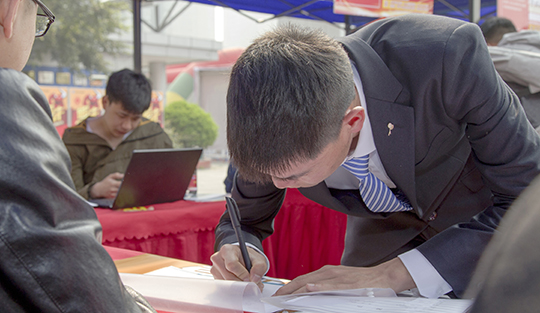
top-left (210, 14), bottom-right (540, 299)
top-left (62, 68), bottom-right (172, 200)
top-left (465, 174), bottom-right (540, 313)
top-left (0, 0), bottom-right (155, 311)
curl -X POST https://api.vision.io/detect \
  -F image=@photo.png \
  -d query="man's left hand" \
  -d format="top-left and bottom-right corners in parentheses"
top-left (274, 257), bottom-right (416, 296)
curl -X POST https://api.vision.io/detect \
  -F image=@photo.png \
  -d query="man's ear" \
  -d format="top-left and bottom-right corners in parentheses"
top-left (101, 95), bottom-right (109, 110)
top-left (343, 106), bottom-right (365, 134)
top-left (1, 0), bottom-right (22, 40)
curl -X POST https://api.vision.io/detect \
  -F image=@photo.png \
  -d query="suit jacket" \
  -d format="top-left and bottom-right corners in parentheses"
top-left (215, 14), bottom-right (540, 298)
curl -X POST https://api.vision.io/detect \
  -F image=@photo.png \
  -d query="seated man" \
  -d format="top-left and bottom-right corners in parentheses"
top-left (63, 69), bottom-right (172, 199)
top-left (0, 0), bottom-right (154, 311)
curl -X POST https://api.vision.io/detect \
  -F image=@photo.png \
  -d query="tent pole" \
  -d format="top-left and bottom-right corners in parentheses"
top-left (469, 0), bottom-right (481, 23)
top-left (345, 15), bottom-right (352, 35)
top-left (133, 0), bottom-right (142, 73)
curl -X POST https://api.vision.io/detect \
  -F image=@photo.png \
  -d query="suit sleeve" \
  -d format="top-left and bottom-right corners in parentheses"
top-left (214, 171), bottom-right (286, 252)
top-left (416, 23), bottom-right (540, 297)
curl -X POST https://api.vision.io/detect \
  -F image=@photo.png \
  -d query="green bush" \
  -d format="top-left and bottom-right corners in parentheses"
top-left (164, 100), bottom-right (218, 148)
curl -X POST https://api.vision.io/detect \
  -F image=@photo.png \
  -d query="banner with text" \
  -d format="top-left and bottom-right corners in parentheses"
top-left (497, 0), bottom-right (540, 30)
top-left (334, 0), bottom-right (433, 17)
top-left (39, 86), bottom-right (164, 137)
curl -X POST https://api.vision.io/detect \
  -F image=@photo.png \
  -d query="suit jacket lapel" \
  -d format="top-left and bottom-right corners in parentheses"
top-left (339, 36), bottom-right (423, 217)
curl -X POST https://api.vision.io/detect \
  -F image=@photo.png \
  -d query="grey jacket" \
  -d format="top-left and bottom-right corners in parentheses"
top-left (0, 68), bottom-right (154, 312)
top-left (489, 31), bottom-right (540, 128)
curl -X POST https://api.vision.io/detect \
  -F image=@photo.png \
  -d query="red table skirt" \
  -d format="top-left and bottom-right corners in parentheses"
top-left (96, 200), bottom-right (224, 266)
top-left (262, 189), bottom-right (347, 279)
top-left (96, 189), bottom-right (347, 280)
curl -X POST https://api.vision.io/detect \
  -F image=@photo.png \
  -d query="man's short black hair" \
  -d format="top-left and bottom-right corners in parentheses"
top-left (480, 17), bottom-right (517, 45)
top-left (226, 24), bottom-right (355, 183)
top-left (105, 69), bottom-right (152, 114)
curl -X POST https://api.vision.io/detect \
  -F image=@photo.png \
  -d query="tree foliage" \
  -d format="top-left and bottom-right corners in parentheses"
top-left (164, 100), bottom-right (218, 149)
top-left (29, 0), bottom-right (129, 73)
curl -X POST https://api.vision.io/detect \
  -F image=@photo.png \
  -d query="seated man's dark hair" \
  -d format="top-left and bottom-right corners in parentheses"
top-left (105, 68), bottom-right (152, 114)
top-left (480, 17), bottom-right (517, 46)
top-left (226, 24), bottom-right (356, 182)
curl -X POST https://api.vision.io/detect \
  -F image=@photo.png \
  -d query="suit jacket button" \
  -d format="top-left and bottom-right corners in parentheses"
top-left (428, 212), bottom-right (437, 221)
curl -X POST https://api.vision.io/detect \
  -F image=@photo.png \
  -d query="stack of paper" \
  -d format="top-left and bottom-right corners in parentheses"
top-left (264, 289), bottom-right (473, 313)
top-left (119, 265), bottom-right (473, 313)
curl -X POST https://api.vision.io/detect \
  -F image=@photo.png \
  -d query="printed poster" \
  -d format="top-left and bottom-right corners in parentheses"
top-left (497, 0), bottom-right (529, 30)
top-left (40, 86), bottom-right (69, 137)
top-left (334, 0), bottom-right (433, 17)
top-left (530, 0), bottom-right (540, 30)
top-left (144, 91), bottom-right (165, 126)
top-left (69, 88), bottom-right (104, 126)
top-left (38, 86), bottom-right (165, 136)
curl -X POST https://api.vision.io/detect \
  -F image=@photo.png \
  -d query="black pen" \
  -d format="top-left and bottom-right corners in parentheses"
top-left (225, 196), bottom-right (252, 272)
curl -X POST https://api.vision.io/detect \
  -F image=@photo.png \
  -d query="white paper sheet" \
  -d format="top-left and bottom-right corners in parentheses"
top-left (121, 266), bottom-right (285, 313)
top-left (262, 289), bottom-right (473, 313)
top-left (146, 265), bottom-right (286, 295)
top-left (122, 266), bottom-right (472, 313)
top-left (120, 272), bottom-right (269, 312)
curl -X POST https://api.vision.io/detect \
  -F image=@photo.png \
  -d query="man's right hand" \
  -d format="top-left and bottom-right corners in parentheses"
top-left (210, 244), bottom-right (268, 291)
top-left (89, 172), bottom-right (124, 199)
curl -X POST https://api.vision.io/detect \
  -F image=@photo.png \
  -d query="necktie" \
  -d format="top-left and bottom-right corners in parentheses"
top-left (341, 155), bottom-right (413, 213)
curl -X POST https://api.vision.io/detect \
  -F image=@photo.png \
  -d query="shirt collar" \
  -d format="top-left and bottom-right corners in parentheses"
top-left (343, 62), bottom-right (376, 163)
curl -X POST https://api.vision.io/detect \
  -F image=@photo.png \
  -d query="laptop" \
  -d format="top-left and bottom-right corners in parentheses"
top-left (90, 148), bottom-right (202, 209)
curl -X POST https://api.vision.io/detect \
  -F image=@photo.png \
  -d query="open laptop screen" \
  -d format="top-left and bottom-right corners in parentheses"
top-left (90, 148), bottom-right (202, 209)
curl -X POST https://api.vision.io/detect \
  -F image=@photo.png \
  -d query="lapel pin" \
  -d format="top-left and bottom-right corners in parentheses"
top-left (387, 123), bottom-right (394, 136)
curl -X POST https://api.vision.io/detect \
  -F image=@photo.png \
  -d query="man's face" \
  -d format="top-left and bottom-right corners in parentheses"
top-left (269, 126), bottom-right (354, 189)
top-left (102, 100), bottom-right (142, 139)
top-left (1, 0), bottom-right (38, 71)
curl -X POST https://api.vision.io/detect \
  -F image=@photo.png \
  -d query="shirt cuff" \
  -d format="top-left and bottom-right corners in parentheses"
top-left (231, 242), bottom-right (270, 276)
top-left (398, 249), bottom-right (453, 298)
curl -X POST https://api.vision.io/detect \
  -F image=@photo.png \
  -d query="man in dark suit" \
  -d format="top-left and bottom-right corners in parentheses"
top-left (210, 14), bottom-right (540, 299)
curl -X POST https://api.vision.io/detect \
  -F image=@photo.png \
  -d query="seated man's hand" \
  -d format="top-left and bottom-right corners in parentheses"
top-left (210, 244), bottom-right (268, 291)
top-left (274, 257), bottom-right (415, 296)
top-left (90, 172), bottom-right (124, 199)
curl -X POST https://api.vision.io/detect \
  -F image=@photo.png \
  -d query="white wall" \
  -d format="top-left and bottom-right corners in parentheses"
top-left (140, 2), bottom-right (345, 51)
top-left (140, 1), bottom-right (348, 154)
top-left (142, 1), bottom-right (216, 41)
top-left (194, 68), bottom-right (231, 152)
top-left (221, 9), bottom-right (279, 49)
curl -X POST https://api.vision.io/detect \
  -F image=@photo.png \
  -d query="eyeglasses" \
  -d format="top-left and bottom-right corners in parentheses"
top-left (34, 0), bottom-right (55, 37)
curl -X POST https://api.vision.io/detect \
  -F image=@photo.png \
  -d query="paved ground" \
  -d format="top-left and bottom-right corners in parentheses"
top-left (194, 160), bottom-right (230, 196)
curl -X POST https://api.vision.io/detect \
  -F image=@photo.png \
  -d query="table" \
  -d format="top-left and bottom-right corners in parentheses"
top-left (96, 189), bottom-right (348, 280)
top-left (95, 200), bottom-right (224, 266)
top-left (106, 246), bottom-right (197, 313)
top-left (106, 246), bottom-right (198, 274)
top-left (107, 246), bottom-right (269, 313)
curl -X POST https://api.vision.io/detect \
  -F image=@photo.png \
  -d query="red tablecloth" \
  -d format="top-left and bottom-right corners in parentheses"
top-left (262, 189), bottom-right (347, 279)
top-left (96, 200), bottom-right (225, 265)
top-left (96, 189), bottom-right (347, 280)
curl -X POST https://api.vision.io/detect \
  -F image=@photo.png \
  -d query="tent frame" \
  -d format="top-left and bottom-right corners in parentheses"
top-left (132, 0), bottom-right (488, 72)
